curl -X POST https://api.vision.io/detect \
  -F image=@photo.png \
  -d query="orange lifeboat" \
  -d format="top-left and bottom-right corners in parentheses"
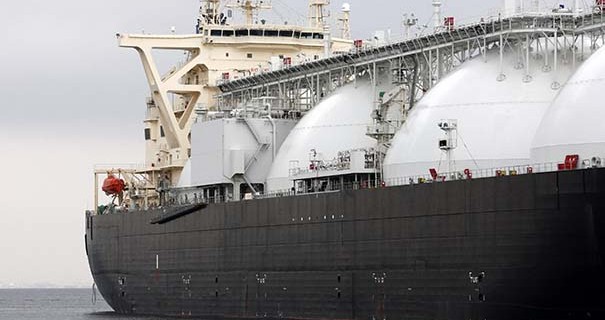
top-left (102, 174), bottom-right (125, 195)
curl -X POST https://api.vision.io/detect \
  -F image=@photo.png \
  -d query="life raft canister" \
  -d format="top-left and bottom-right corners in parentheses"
top-left (102, 174), bottom-right (125, 195)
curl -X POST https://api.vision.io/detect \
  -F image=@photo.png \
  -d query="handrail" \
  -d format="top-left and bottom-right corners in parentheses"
top-left (258, 161), bottom-right (583, 200)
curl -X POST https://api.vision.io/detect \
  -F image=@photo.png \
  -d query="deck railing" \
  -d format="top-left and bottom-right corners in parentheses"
top-left (96, 161), bottom-right (594, 215)
top-left (256, 161), bottom-right (583, 201)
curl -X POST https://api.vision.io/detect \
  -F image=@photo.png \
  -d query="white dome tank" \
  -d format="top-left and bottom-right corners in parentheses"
top-left (531, 46), bottom-right (605, 167)
top-left (266, 81), bottom-right (376, 192)
top-left (383, 49), bottom-right (576, 181)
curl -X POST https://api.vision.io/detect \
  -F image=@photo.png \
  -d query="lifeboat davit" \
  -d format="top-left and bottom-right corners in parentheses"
top-left (102, 174), bottom-right (125, 195)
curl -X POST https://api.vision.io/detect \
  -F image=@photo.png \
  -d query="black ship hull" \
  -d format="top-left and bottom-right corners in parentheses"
top-left (85, 169), bottom-right (605, 320)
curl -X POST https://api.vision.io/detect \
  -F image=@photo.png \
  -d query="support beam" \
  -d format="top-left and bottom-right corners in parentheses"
top-left (216, 11), bottom-right (605, 128)
top-left (118, 34), bottom-right (207, 152)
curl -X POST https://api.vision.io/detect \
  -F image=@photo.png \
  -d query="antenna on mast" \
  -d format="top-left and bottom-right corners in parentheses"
top-left (438, 119), bottom-right (458, 175)
top-left (226, 0), bottom-right (272, 25)
top-left (198, 0), bottom-right (225, 26)
top-left (403, 13), bottom-right (418, 40)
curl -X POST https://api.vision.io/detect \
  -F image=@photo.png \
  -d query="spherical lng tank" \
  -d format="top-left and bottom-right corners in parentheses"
top-left (531, 45), bottom-right (605, 166)
top-left (266, 81), bottom-right (376, 192)
top-left (383, 48), bottom-right (577, 181)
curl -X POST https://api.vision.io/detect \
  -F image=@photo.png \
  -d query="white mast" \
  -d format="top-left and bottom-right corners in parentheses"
top-left (309, 0), bottom-right (329, 29)
top-left (403, 13), bottom-right (418, 40)
top-left (432, 0), bottom-right (442, 31)
top-left (339, 3), bottom-right (351, 40)
top-left (438, 119), bottom-right (458, 175)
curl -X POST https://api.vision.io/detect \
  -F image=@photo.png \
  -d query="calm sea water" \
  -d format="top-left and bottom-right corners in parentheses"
top-left (0, 288), bottom-right (165, 320)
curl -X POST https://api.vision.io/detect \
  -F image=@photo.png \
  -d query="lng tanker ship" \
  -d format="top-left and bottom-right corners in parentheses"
top-left (86, 1), bottom-right (605, 319)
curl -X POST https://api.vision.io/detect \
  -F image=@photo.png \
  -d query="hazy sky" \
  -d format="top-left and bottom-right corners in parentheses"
top-left (0, 0), bottom-right (571, 287)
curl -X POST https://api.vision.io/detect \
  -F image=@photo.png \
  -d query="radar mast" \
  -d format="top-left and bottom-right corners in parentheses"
top-left (199, 0), bottom-right (223, 26)
top-left (308, 0), bottom-right (329, 29)
top-left (338, 3), bottom-right (351, 39)
top-left (226, 0), bottom-right (272, 25)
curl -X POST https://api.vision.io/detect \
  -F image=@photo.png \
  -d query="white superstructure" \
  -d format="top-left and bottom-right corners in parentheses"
top-left (114, 0), bottom-right (352, 204)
